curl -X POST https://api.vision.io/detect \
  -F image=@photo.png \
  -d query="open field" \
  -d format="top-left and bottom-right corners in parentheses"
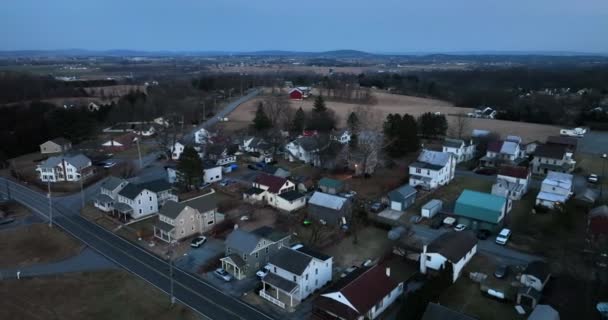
top-left (0, 223), bottom-right (83, 268)
top-left (224, 90), bottom-right (561, 143)
top-left (0, 271), bottom-right (198, 320)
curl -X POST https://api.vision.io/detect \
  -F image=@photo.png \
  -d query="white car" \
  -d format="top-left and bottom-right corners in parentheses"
top-left (190, 236), bottom-right (207, 248)
top-left (588, 174), bottom-right (599, 183)
top-left (256, 265), bottom-right (271, 278)
top-left (454, 224), bottom-right (467, 232)
top-left (103, 161), bottom-right (117, 169)
top-left (495, 228), bottom-right (511, 245)
top-left (214, 268), bottom-right (232, 282)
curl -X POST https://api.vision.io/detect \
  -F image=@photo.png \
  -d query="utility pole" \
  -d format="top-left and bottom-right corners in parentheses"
top-left (135, 137), bottom-right (143, 169)
top-left (80, 172), bottom-right (85, 209)
top-left (168, 240), bottom-right (176, 305)
top-left (601, 153), bottom-right (607, 200)
top-left (47, 181), bottom-right (53, 228)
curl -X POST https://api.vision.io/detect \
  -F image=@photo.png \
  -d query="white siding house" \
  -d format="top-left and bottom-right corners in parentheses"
top-left (36, 153), bottom-right (93, 183)
top-left (194, 128), bottom-right (211, 144)
top-left (535, 171), bottom-right (573, 209)
top-left (170, 141), bottom-right (185, 160)
top-left (491, 166), bottom-right (531, 200)
top-left (409, 150), bottom-right (456, 190)
top-left (93, 176), bottom-right (128, 212)
top-left (114, 184), bottom-right (159, 220)
top-left (442, 138), bottom-right (476, 163)
top-left (203, 162), bottom-right (223, 184)
top-left (420, 232), bottom-right (478, 283)
top-left (243, 174), bottom-right (306, 212)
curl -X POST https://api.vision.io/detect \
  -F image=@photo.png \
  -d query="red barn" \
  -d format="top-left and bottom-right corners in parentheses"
top-left (289, 88), bottom-right (303, 100)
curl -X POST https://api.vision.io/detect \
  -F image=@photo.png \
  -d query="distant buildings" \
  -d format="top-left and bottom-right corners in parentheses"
top-left (39, 138), bottom-right (72, 154)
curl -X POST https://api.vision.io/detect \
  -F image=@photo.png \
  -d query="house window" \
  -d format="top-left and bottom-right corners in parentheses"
top-left (149, 196), bottom-right (152, 201)
top-left (138, 200), bottom-right (141, 204)
top-left (243, 254), bottom-right (247, 261)
top-left (293, 276), bottom-right (296, 282)
top-left (139, 209), bottom-right (142, 214)
top-left (274, 267), bottom-right (277, 273)
top-left (265, 247), bottom-right (269, 254)
top-left (315, 279), bottom-right (318, 286)
top-left (416, 168), bottom-right (421, 174)
top-left (426, 256), bottom-right (432, 261)
top-left (191, 225), bottom-right (195, 231)
top-left (255, 252), bottom-right (259, 258)
top-left (207, 220), bottom-right (214, 225)
top-left (315, 268), bottom-right (318, 275)
top-left (306, 274), bottom-right (309, 280)
top-left (227, 248), bottom-right (231, 254)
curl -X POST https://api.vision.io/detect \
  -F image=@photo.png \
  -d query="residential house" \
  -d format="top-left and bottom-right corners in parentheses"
top-left (36, 153), bottom-right (94, 183)
top-left (535, 171), bottom-right (573, 209)
top-left (153, 190), bottom-right (221, 242)
top-left (479, 139), bottom-right (524, 167)
top-left (346, 131), bottom-right (382, 175)
top-left (421, 303), bottom-right (478, 320)
top-left (205, 144), bottom-right (237, 166)
top-left (194, 128), bottom-right (211, 144)
top-left (491, 165), bottom-right (531, 200)
top-left (202, 161), bottom-right (223, 184)
top-left (101, 133), bottom-right (137, 152)
top-left (454, 190), bottom-right (511, 231)
top-left (420, 231), bottom-right (478, 283)
top-left (589, 205), bottom-right (608, 235)
top-left (531, 144), bottom-right (576, 176)
top-left (243, 174), bottom-right (306, 212)
top-left (261, 166), bottom-right (291, 179)
top-left (546, 135), bottom-right (578, 151)
top-left (138, 179), bottom-right (177, 206)
top-left (520, 261), bottom-right (551, 292)
top-left (387, 185), bottom-right (417, 211)
top-left (170, 141), bottom-right (186, 160)
top-left (442, 138), bottom-right (476, 163)
top-left (220, 226), bottom-right (291, 279)
top-left (240, 137), bottom-right (271, 154)
top-left (314, 265), bottom-right (404, 320)
top-left (285, 136), bottom-right (328, 166)
top-left (318, 177), bottom-right (345, 195)
top-left (409, 150), bottom-right (456, 190)
top-left (40, 138), bottom-right (72, 154)
top-left (260, 246), bottom-right (332, 309)
top-left (114, 183), bottom-right (159, 220)
top-left (307, 192), bottom-right (352, 226)
top-left (331, 129), bottom-right (351, 145)
top-left (93, 176), bottom-right (128, 212)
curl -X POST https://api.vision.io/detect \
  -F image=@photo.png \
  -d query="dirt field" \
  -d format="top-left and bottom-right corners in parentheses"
top-left (224, 90), bottom-right (561, 143)
top-left (0, 271), bottom-right (198, 320)
top-left (0, 223), bottom-right (83, 268)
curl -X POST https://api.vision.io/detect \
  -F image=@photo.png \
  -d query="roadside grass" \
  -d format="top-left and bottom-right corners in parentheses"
top-left (0, 271), bottom-right (198, 320)
top-left (0, 223), bottom-right (83, 268)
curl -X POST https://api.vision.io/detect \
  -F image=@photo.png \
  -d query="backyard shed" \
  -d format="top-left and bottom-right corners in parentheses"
top-left (421, 199), bottom-right (443, 218)
top-left (454, 189), bottom-right (511, 231)
top-left (388, 185), bottom-right (417, 212)
top-left (318, 177), bottom-right (345, 195)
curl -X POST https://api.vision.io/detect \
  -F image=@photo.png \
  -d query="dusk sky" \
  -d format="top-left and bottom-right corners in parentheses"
top-left (1, 0), bottom-right (607, 53)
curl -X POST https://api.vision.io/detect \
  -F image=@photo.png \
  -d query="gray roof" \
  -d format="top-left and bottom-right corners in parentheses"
top-left (139, 179), bottom-right (173, 193)
top-left (262, 272), bottom-right (298, 293)
top-left (159, 192), bottom-right (217, 219)
top-left (278, 190), bottom-right (305, 201)
top-left (226, 229), bottom-right (262, 254)
top-left (118, 183), bottom-right (145, 200)
top-left (114, 202), bottom-right (133, 213)
top-left (443, 138), bottom-right (465, 149)
top-left (295, 136), bottom-right (322, 151)
top-left (223, 254), bottom-right (247, 268)
top-left (309, 192), bottom-right (347, 211)
top-left (50, 137), bottom-right (71, 146)
top-left (101, 176), bottom-right (127, 191)
top-left (154, 220), bottom-right (175, 232)
top-left (388, 185), bottom-right (417, 202)
top-left (528, 305), bottom-right (559, 320)
top-left (296, 246), bottom-right (331, 261)
top-left (417, 150), bottom-right (451, 167)
top-left (427, 232), bottom-right (478, 262)
top-left (94, 193), bottom-right (114, 204)
top-left (500, 141), bottom-right (519, 155)
top-left (269, 249), bottom-right (312, 275)
top-left (421, 303), bottom-right (478, 320)
top-left (39, 153), bottom-right (91, 169)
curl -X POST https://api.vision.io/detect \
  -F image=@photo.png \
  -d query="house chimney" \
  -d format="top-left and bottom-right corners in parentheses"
top-left (386, 267), bottom-right (391, 277)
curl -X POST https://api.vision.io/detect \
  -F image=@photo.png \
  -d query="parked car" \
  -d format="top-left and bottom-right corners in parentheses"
top-left (190, 236), bottom-right (207, 248)
top-left (588, 174), bottom-right (599, 183)
top-left (494, 264), bottom-right (509, 279)
top-left (103, 161), bottom-right (117, 169)
top-left (454, 224), bottom-right (467, 232)
top-left (430, 216), bottom-right (443, 229)
top-left (290, 243), bottom-right (304, 250)
top-left (219, 179), bottom-right (232, 187)
top-left (370, 202), bottom-right (385, 213)
top-left (214, 268), bottom-right (232, 282)
top-left (256, 265), bottom-right (271, 278)
top-left (476, 229), bottom-right (490, 240)
top-left (361, 259), bottom-right (373, 267)
top-left (410, 215), bottom-right (423, 224)
top-left (474, 167), bottom-right (498, 175)
top-left (247, 164), bottom-right (258, 170)
top-left (340, 191), bottom-right (357, 199)
top-left (495, 228), bottom-right (512, 245)
top-left (340, 266), bottom-right (359, 278)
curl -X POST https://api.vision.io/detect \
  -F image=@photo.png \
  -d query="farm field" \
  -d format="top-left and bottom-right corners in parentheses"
top-left (223, 90), bottom-right (561, 143)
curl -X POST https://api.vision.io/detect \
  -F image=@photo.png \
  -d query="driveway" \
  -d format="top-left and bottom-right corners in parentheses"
top-left (206, 271), bottom-right (260, 298)
top-left (175, 238), bottom-right (225, 273)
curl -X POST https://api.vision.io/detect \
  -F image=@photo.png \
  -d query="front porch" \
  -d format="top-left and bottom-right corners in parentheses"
top-left (220, 254), bottom-right (247, 280)
top-left (93, 194), bottom-right (114, 212)
top-left (112, 202), bottom-right (133, 222)
top-left (260, 272), bottom-right (300, 309)
top-left (153, 220), bottom-right (175, 243)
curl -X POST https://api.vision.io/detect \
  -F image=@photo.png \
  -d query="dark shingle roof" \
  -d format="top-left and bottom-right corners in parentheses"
top-left (296, 246), bottom-right (331, 261)
top-left (244, 187), bottom-right (265, 195)
top-left (421, 303), bottom-right (478, 320)
top-left (270, 249), bottom-right (313, 275)
top-left (498, 165), bottom-right (529, 179)
top-left (388, 185), bottom-right (417, 202)
top-left (427, 231), bottom-right (478, 262)
top-left (524, 261), bottom-right (551, 281)
top-left (262, 272), bottom-right (298, 292)
top-left (118, 183), bottom-right (145, 200)
top-left (139, 179), bottom-right (173, 193)
top-left (251, 226), bottom-right (289, 242)
top-left (101, 176), bottom-right (127, 191)
top-left (254, 174), bottom-right (287, 193)
top-left (278, 190), bottom-right (305, 201)
top-left (183, 192), bottom-right (217, 213)
top-left (534, 144), bottom-right (568, 159)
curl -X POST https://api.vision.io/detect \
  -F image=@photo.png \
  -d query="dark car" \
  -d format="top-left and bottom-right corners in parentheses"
top-left (476, 229), bottom-right (491, 240)
top-left (430, 217), bottom-right (443, 229)
top-left (474, 167), bottom-right (498, 175)
top-left (247, 164), bottom-right (258, 170)
top-left (370, 202), bottom-right (385, 213)
top-left (494, 264), bottom-right (509, 279)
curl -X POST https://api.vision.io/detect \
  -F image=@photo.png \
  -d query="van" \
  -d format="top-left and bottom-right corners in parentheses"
top-left (495, 228), bottom-right (511, 245)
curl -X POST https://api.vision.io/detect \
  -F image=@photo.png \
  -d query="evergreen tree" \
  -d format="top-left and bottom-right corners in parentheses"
top-left (313, 95), bottom-right (327, 113)
top-left (291, 107), bottom-right (306, 133)
top-left (418, 112), bottom-right (447, 138)
top-left (176, 146), bottom-right (202, 190)
top-left (383, 113), bottom-right (419, 157)
top-left (252, 102), bottom-right (272, 131)
top-left (347, 111), bottom-right (359, 132)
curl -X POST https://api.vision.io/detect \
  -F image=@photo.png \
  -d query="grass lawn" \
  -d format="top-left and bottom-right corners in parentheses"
top-left (0, 223), bottom-right (83, 268)
top-left (0, 271), bottom-right (199, 320)
top-left (576, 152), bottom-right (608, 190)
top-left (321, 226), bottom-right (392, 269)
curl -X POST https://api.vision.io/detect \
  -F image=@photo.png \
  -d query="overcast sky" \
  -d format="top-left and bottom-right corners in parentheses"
top-left (1, 0), bottom-right (607, 53)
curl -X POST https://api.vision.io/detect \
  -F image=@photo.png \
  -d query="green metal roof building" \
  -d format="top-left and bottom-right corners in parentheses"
top-left (318, 177), bottom-right (345, 195)
top-left (454, 189), bottom-right (511, 231)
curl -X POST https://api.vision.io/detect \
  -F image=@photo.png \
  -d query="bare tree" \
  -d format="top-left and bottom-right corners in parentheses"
top-left (449, 113), bottom-right (471, 139)
top-left (346, 106), bottom-right (384, 176)
top-left (262, 95), bottom-right (292, 129)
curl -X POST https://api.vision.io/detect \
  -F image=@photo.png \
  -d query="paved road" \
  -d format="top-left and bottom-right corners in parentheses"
top-left (0, 178), bottom-right (274, 320)
top-left (183, 89), bottom-right (260, 145)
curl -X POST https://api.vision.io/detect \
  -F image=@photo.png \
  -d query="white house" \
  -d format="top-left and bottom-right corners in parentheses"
top-left (331, 129), bottom-right (351, 145)
top-left (93, 176), bottom-right (128, 212)
top-left (409, 150), bottom-right (456, 190)
top-left (480, 139), bottom-right (524, 167)
top-left (535, 171), bottom-right (573, 209)
top-left (194, 128), bottom-right (211, 144)
top-left (260, 246), bottom-right (332, 309)
top-left (36, 153), bottom-right (94, 183)
top-left (420, 231), bottom-right (478, 283)
top-left (240, 137), bottom-right (271, 154)
top-left (520, 261), bottom-right (551, 292)
top-left (243, 174), bottom-right (306, 212)
top-left (285, 136), bottom-right (327, 166)
top-left (315, 264), bottom-right (404, 320)
top-left (114, 184), bottom-right (159, 220)
top-left (531, 144), bottom-right (576, 176)
top-left (491, 165), bottom-right (531, 200)
top-left (137, 179), bottom-right (177, 207)
top-left (205, 144), bottom-right (237, 166)
top-left (170, 141), bottom-right (186, 160)
top-left (442, 138), bottom-right (476, 163)
top-left (202, 161), bottom-right (223, 184)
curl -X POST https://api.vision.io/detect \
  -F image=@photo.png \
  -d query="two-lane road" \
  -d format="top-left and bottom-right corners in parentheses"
top-left (1, 178), bottom-right (274, 320)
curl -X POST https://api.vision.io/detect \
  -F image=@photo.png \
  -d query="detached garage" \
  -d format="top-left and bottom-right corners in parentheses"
top-left (388, 185), bottom-right (417, 212)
